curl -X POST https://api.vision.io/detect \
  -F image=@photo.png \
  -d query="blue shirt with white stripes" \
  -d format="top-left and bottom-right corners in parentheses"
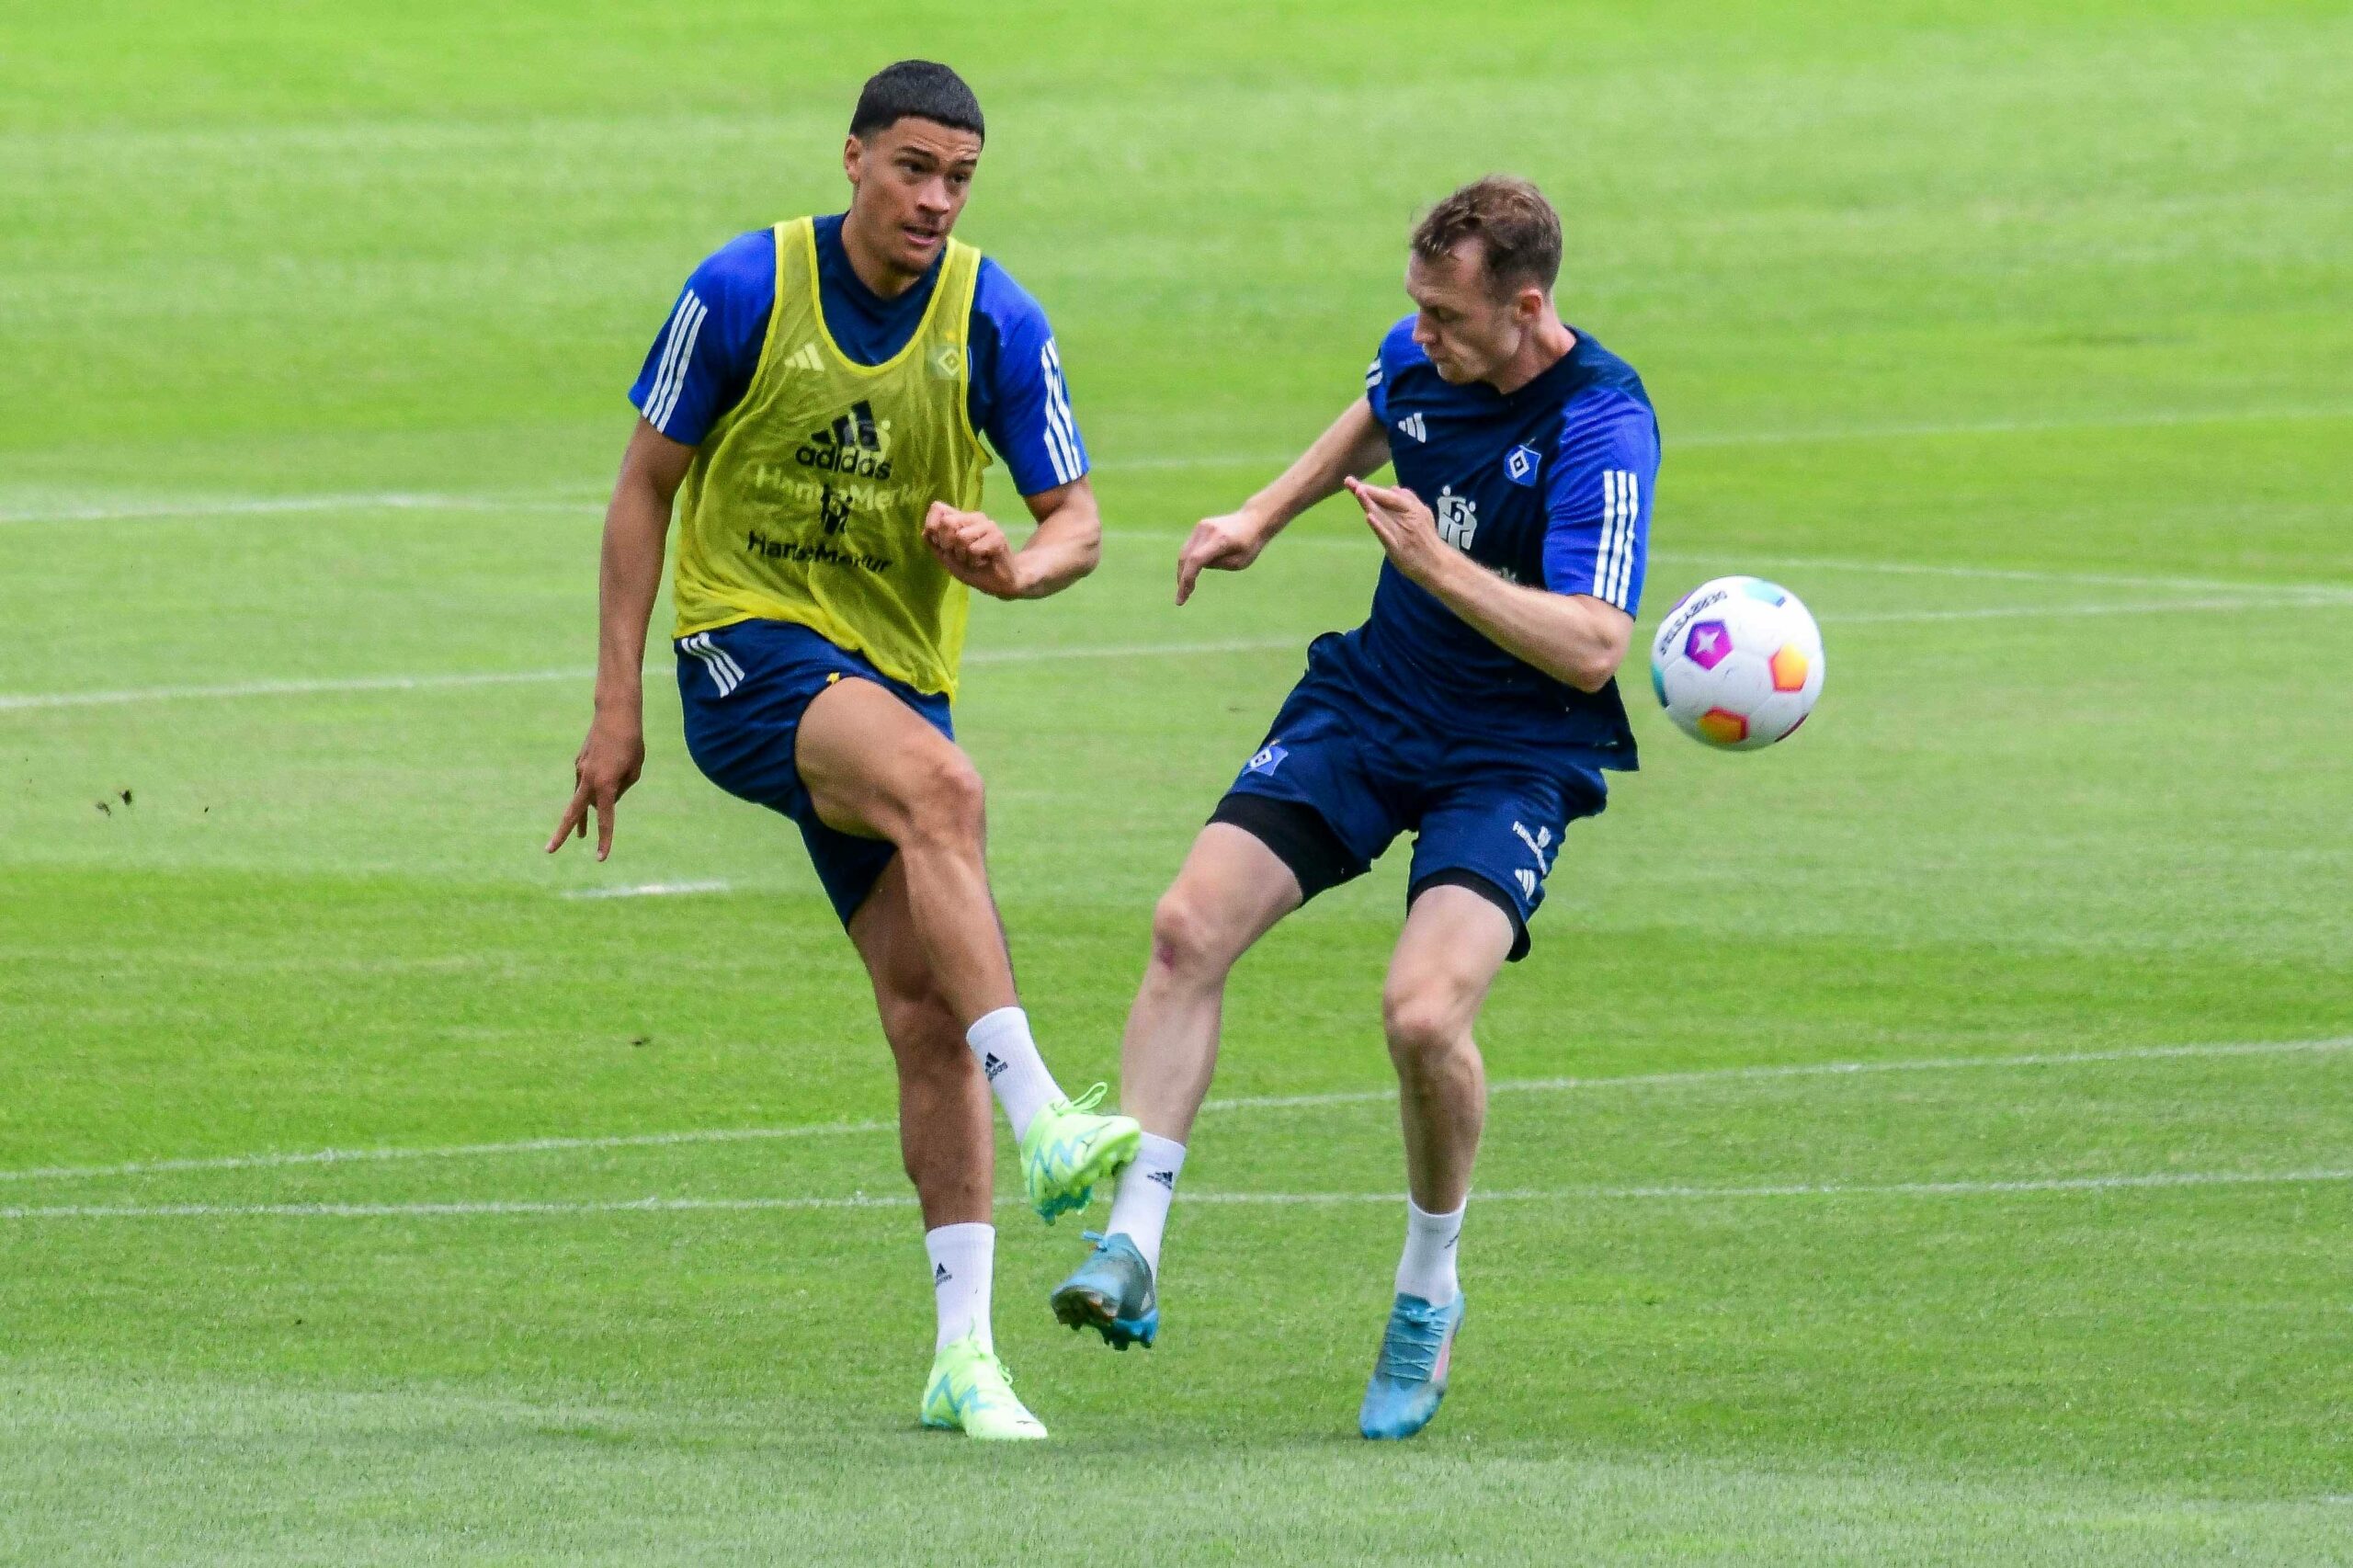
top-left (628, 216), bottom-right (1088, 496)
top-left (1345, 315), bottom-right (1660, 768)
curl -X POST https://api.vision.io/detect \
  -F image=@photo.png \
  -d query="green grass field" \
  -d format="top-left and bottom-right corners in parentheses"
top-left (5, 2), bottom-right (2351, 1562)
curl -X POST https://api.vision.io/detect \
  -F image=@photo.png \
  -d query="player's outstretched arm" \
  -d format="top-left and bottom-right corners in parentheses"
top-left (921, 475), bottom-right (1101, 601)
top-left (1345, 475), bottom-right (1633, 693)
top-left (1176, 396), bottom-right (1391, 604)
top-left (547, 418), bottom-right (693, 860)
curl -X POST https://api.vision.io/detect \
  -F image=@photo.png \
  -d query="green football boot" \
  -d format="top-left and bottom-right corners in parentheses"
top-left (1019, 1084), bottom-right (1142, 1223)
top-left (919, 1332), bottom-right (1048, 1440)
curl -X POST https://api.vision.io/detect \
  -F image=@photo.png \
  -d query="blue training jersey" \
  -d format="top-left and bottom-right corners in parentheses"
top-left (628, 215), bottom-right (1087, 496)
top-left (1347, 315), bottom-right (1661, 770)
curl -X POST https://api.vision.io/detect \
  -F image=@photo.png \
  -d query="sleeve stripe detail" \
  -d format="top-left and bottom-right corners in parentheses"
top-left (657, 297), bottom-right (706, 429)
top-left (1048, 339), bottom-right (1084, 483)
top-left (652, 298), bottom-right (704, 430)
top-left (1614, 471), bottom-right (1639, 606)
top-left (1038, 339), bottom-right (1081, 486)
top-left (1603, 471), bottom-right (1624, 606)
top-left (1592, 470), bottom-right (1631, 608)
top-left (642, 291), bottom-right (705, 434)
top-left (1038, 345), bottom-right (1074, 484)
top-left (640, 293), bottom-right (694, 427)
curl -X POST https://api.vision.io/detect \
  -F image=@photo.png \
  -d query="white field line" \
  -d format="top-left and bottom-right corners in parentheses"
top-left (0, 638), bottom-right (1306, 713)
top-left (0, 493), bottom-right (595, 526)
top-left (1100, 532), bottom-right (2353, 603)
top-left (8, 400), bottom-right (2347, 528)
top-left (12, 492), bottom-right (2347, 602)
top-left (0, 1121), bottom-right (896, 1185)
top-left (1673, 403), bottom-right (2353, 449)
top-left (6, 1167), bottom-right (2348, 1222)
top-left (559, 881), bottom-right (730, 901)
top-left (952, 403), bottom-right (2353, 473)
top-left (6, 1036), bottom-right (2342, 1187)
top-left (962, 636), bottom-right (1300, 665)
top-left (8, 582), bottom-right (2349, 714)
top-left (1824, 596), bottom-right (2353, 625)
top-left (0, 666), bottom-right (592, 711)
top-left (1656, 551), bottom-right (2353, 600)
top-left (3, 472), bottom-right (2333, 606)
top-left (1201, 1035), bottom-right (2353, 1114)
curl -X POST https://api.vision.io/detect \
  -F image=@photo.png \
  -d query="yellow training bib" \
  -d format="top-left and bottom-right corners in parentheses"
top-left (670, 217), bottom-right (990, 697)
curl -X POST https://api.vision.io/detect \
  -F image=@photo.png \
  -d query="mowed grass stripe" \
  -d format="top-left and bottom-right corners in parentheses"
top-left (6, 594), bottom-right (2348, 711)
top-left (6, 401), bottom-right (2349, 525)
top-left (0, 638), bottom-right (1309, 711)
top-left (9, 1166), bottom-right (2350, 1222)
top-left (7, 1035), bottom-right (2342, 1186)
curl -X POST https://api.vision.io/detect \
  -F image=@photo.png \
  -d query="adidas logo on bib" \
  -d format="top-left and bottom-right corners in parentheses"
top-left (795, 398), bottom-right (894, 479)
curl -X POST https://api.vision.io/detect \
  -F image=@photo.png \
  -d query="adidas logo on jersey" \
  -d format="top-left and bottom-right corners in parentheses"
top-left (780, 342), bottom-right (824, 373)
top-left (795, 398), bottom-right (894, 479)
top-left (1398, 412), bottom-right (1428, 443)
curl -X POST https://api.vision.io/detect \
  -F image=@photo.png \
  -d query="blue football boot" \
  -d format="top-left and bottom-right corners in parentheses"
top-left (1049, 1231), bottom-right (1159, 1350)
top-left (1358, 1290), bottom-right (1465, 1439)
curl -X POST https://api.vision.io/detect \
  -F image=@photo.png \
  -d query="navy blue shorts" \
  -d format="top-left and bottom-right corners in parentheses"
top-left (675, 619), bottom-right (951, 928)
top-left (1218, 638), bottom-right (1608, 961)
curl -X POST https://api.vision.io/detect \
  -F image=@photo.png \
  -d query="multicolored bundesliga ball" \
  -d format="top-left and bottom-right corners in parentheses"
top-left (1649, 576), bottom-right (1824, 750)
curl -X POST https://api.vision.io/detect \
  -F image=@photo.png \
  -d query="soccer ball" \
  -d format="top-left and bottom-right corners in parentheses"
top-left (1648, 576), bottom-right (1824, 750)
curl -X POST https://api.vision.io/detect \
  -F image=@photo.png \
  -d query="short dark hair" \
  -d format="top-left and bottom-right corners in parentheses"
top-left (1411, 176), bottom-right (1563, 296)
top-left (849, 60), bottom-right (984, 143)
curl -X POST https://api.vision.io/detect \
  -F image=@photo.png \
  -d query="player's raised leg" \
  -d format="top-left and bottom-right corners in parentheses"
top-left (798, 675), bottom-right (1138, 1221)
top-left (1358, 881), bottom-right (1513, 1440)
top-left (847, 858), bottom-right (1045, 1439)
top-left (1051, 823), bottom-right (1301, 1347)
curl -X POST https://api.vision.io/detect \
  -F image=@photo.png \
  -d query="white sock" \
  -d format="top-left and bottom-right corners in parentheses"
top-left (965, 1006), bottom-right (1062, 1140)
top-left (1394, 1197), bottom-right (1464, 1304)
top-left (1106, 1132), bottom-right (1186, 1274)
top-left (925, 1221), bottom-right (995, 1353)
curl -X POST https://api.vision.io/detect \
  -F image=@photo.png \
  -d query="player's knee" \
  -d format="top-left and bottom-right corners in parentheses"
top-left (901, 751), bottom-right (986, 847)
top-left (1382, 982), bottom-right (1472, 1069)
top-left (877, 991), bottom-right (966, 1067)
top-left (1150, 885), bottom-right (1233, 982)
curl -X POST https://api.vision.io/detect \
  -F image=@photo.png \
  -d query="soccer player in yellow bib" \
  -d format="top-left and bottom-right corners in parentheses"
top-left (546, 62), bottom-right (1139, 1440)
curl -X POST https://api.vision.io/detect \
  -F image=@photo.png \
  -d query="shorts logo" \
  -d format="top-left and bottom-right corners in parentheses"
top-left (1516, 869), bottom-right (1539, 898)
top-left (1245, 744), bottom-right (1288, 776)
top-left (680, 632), bottom-right (745, 698)
top-left (1504, 444), bottom-right (1540, 486)
top-left (1511, 820), bottom-right (1555, 874)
